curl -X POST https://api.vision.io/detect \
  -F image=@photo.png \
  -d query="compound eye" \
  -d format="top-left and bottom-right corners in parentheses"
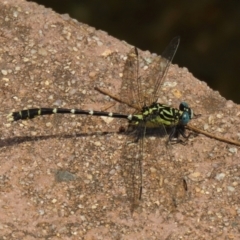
top-left (180, 112), bottom-right (190, 125)
top-left (179, 102), bottom-right (188, 111)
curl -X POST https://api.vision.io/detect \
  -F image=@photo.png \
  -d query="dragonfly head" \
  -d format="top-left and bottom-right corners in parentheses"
top-left (179, 102), bottom-right (193, 125)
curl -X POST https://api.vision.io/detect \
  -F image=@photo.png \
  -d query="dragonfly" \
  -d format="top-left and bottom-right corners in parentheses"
top-left (7, 37), bottom-right (193, 211)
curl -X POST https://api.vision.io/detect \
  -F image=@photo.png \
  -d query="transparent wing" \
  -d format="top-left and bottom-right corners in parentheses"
top-left (119, 48), bottom-right (141, 113)
top-left (138, 126), bottom-right (187, 210)
top-left (119, 37), bottom-right (180, 111)
top-left (120, 124), bottom-right (187, 212)
top-left (144, 37), bottom-right (180, 106)
top-left (120, 125), bottom-right (145, 213)
top-left (151, 36), bottom-right (180, 103)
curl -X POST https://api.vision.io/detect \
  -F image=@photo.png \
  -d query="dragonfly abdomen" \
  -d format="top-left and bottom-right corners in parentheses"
top-left (7, 108), bottom-right (135, 122)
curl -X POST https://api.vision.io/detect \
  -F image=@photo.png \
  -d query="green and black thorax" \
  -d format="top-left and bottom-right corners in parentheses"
top-left (130, 102), bottom-right (193, 129)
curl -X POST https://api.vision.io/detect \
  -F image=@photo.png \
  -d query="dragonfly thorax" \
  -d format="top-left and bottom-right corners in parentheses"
top-left (131, 102), bottom-right (192, 128)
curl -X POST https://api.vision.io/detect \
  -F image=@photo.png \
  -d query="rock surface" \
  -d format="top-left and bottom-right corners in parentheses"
top-left (0, 0), bottom-right (240, 239)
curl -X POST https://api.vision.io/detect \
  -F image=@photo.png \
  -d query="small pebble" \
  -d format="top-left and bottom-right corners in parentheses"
top-left (1, 70), bottom-right (8, 75)
top-left (215, 173), bottom-right (225, 181)
top-left (227, 186), bottom-right (235, 192)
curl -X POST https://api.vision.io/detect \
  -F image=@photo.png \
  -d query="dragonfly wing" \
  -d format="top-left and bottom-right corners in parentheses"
top-left (144, 37), bottom-right (180, 106)
top-left (120, 48), bottom-right (141, 113)
top-left (143, 125), bottom-right (188, 210)
top-left (120, 125), bottom-right (145, 213)
top-left (152, 37), bottom-right (180, 104)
